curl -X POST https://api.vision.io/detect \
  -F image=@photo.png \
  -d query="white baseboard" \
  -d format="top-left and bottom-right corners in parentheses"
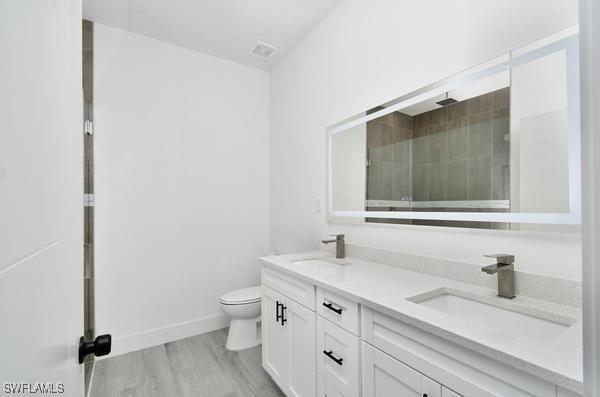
top-left (101, 313), bottom-right (229, 358)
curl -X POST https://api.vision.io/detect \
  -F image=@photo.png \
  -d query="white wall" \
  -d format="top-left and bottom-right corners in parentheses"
top-left (94, 23), bottom-right (270, 355)
top-left (270, 0), bottom-right (581, 281)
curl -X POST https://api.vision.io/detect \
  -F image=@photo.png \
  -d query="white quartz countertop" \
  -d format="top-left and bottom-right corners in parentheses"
top-left (259, 251), bottom-right (583, 394)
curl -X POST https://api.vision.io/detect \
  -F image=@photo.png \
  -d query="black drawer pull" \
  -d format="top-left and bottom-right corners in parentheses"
top-left (323, 350), bottom-right (343, 366)
top-left (322, 302), bottom-right (343, 314)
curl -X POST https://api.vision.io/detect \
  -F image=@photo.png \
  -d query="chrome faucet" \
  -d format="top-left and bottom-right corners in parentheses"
top-left (322, 234), bottom-right (345, 259)
top-left (481, 254), bottom-right (515, 299)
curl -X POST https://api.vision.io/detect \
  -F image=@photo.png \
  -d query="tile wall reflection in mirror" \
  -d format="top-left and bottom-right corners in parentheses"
top-left (329, 33), bottom-right (579, 231)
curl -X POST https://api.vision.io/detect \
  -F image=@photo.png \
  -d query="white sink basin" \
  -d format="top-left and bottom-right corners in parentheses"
top-left (291, 258), bottom-right (349, 277)
top-left (410, 290), bottom-right (575, 342)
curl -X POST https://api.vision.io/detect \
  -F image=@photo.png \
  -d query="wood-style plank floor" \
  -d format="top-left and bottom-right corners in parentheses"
top-left (91, 328), bottom-right (284, 397)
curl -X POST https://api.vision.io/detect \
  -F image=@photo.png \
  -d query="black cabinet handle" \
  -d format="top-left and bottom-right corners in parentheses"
top-left (323, 350), bottom-right (343, 366)
top-left (281, 305), bottom-right (287, 325)
top-left (276, 301), bottom-right (282, 323)
top-left (322, 302), bottom-right (343, 314)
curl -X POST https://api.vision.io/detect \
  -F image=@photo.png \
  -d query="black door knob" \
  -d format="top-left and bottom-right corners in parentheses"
top-left (79, 334), bottom-right (112, 363)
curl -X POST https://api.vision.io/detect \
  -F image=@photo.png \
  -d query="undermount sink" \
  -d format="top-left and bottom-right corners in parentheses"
top-left (291, 258), bottom-right (349, 275)
top-left (409, 289), bottom-right (575, 342)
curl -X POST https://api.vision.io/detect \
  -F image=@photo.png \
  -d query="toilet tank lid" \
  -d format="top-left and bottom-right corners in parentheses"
top-left (220, 286), bottom-right (262, 304)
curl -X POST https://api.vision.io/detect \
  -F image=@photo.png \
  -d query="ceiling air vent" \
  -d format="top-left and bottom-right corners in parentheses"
top-left (250, 41), bottom-right (278, 60)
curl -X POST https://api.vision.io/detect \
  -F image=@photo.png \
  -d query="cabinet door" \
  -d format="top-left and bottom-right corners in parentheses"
top-left (262, 285), bottom-right (288, 391)
top-left (363, 342), bottom-right (441, 397)
top-left (285, 297), bottom-right (317, 397)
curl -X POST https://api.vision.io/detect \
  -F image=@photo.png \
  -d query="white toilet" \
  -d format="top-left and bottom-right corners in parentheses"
top-left (219, 286), bottom-right (262, 351)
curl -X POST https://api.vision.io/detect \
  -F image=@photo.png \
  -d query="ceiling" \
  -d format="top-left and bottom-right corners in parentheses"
top-left (83, 0), bottom-right (342, 70)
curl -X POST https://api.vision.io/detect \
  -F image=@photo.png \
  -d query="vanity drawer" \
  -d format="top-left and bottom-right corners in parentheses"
top-left (317, 287), bottom-right (360, 335)
top-left (361, 307), bottom-right (557, 397)
top-left (317, 316), bottom-right (360, 397)
top-left (362, 342), bottom-right (442, 397)
top-left (262, 266), bottom-right (315, 310)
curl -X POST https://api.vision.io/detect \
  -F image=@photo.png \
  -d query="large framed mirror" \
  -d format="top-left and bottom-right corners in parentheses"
top-left (327, 27), bottom-right (581, 231)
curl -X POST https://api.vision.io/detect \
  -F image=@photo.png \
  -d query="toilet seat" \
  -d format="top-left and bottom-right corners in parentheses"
top-left (219, 286), bottom-right (261, 305)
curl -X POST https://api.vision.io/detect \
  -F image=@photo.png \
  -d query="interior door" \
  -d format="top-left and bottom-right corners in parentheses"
top-left (0, 1), bottom-right (84, 396)
top-left (262, 285), bottom-right (289, 391)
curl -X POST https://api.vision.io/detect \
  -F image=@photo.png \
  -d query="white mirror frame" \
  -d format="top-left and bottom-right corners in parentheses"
top-left (327, 26), bottom-right (581, 225)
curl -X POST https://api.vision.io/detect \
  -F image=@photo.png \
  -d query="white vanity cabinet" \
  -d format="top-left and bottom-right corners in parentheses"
top-left (262, 266), bottom-right (361, 397)
top-left (262, 268), bottom-right (317, 397)
top-left (261, 264), bottom-right (581, 397)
